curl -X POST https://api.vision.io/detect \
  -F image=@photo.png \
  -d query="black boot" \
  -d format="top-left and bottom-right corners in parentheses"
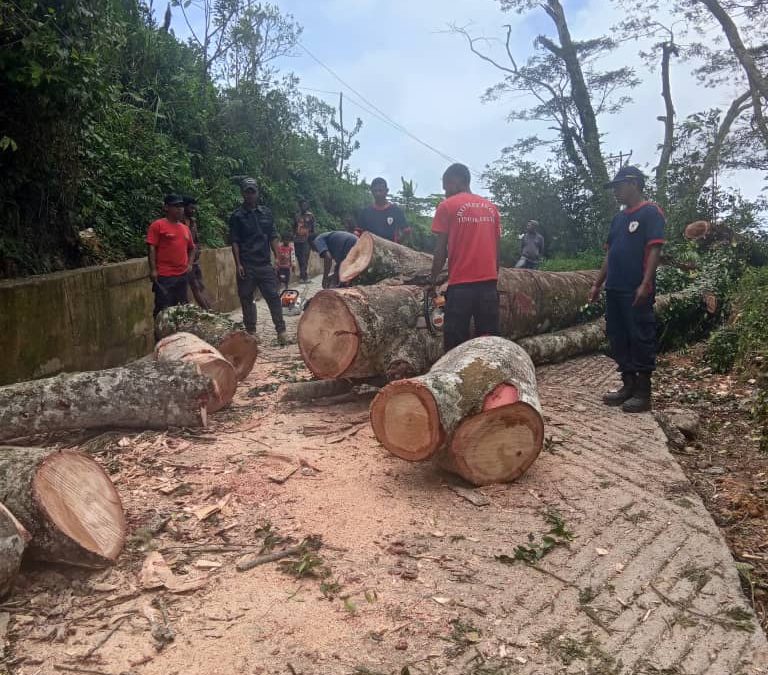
top-left (622, 372), bottom-right (652, 413)
top-left (602, 372), bottom-right (636, 406)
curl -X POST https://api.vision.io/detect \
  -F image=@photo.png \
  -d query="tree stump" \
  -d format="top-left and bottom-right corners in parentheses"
top-left (0, 447), bottom-right (125, 567)
top-left (155, 332), bottom-right (237, 413)
top-left (371, 336), bottom-right (544, 485)
top-left (0, 361), bottom-right (212, 442)
top-left (155, 305), bottom-right (258, 381)
top-left (0, 503), bottom-right (30, 598)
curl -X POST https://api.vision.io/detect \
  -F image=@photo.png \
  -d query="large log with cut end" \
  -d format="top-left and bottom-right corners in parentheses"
top-left (339, 232), bottom-right (441, 285)
top-left (156, 305), bottom-right (258, 381)
top-left (155, 332), bottom-right (237, 413)
top-left (371, 337), bottom-right (544, 485)
top-left (0, 447), bottom-right (125, 567)
top-left (299, 269), bottom-right (600, 380)
top-left (0, 503), bottom-right (30, 598)
top-left (298, 285), bottom-right (443, 380)
top-left (0, 361), bottom-right (212, 442)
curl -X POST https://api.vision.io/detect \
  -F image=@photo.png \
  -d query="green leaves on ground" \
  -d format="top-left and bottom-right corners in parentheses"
top-left (496, 509), bottom-right (574, 565)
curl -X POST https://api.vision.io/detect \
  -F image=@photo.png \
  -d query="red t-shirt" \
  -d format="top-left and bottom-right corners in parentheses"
top-left (277, 244), bottom-right (293, 269)
top-left (146, 218), bottom-right (193, 277)
top-left (431, 192), bottom-right (501, 286)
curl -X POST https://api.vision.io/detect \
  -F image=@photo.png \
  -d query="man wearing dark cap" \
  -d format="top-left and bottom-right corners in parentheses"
top-left (183, 196), bottom-right (213, 310)
top-left (358, 178), bottom-right (407, 242)
top-left (229, 178), bottom-right (287, 344)
top-left (429, 163), bottom-right (501, 351)
top-left (146, 194), bottom-right (194, 319)
top-left (588, 166), bottom-right (666, 413)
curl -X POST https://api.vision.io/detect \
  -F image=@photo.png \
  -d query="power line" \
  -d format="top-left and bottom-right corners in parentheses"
top-left (296, 41), bottom-right (472, 171)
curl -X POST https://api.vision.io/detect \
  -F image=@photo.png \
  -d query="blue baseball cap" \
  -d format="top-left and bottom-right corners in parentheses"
top-left (604, 166), bottom-right (645, 189)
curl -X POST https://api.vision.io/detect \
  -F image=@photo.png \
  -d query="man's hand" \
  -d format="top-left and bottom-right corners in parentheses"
top-left (237, 264), bottom-right (245, 279)
top-left (633, 281), bottom-right (652, 307)
top-left (150, 269), bottom-right (158, 283)
top-left (587, 283), bottom-right (602, 304)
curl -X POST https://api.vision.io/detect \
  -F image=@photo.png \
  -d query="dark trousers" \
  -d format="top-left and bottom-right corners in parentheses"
top-left (237, 264), bottom-right (286, 333)
top-left (444, 280), bottom-right (500, 351)
top-left (605, 290), bottom-right (657, 373)
top-left (294, 241), bottom-right (310, 280)
top-left (153, 275), bottom-right (189, 317)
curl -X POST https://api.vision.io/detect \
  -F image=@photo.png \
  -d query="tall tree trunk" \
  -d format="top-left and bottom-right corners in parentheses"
top-left (541, 0), bottom-right (610, 194)
top-left (688, 91), bottom-right (751, 200)
top-left (656, 41), bottom-right (678, 205)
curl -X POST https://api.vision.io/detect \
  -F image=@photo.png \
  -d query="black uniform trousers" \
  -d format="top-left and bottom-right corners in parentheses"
top-left (153, 275), bottom-right (189, 317)
top-left (443, 280), bottom-right (500, 352)
top-left (237, 264), bottom-right (286, 333)
top-left (294, 241), bottom-right (310, 281)
top-left (605, 290), bottom-right (657, 373)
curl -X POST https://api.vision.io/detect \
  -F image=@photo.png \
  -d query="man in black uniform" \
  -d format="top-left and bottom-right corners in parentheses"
top-left (588, 166), bottom-right (665, 413)
top-left (229, 178), bottom-right (287, 344)
top-left (358, 177), bottom-right (407, 242)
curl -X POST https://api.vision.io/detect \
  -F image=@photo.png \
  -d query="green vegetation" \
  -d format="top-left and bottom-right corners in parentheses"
top-left (0, 1), bottom-right (368, 277)
top-left (540, 250), bottom-right (604, 272)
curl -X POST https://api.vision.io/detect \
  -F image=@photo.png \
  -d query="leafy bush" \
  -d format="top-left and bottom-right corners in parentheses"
top-left (539, 250), bottom-right (604, 271)
top-left (705, 327), bottom-right (739, 374)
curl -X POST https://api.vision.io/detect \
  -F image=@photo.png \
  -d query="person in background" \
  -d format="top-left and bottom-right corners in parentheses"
top-left (293, 198), bottom-right (315, 282)
top-left (146, 194), bottom-right (194, 322)
top-left (229, 178), bottom-right (287, 344)
top-left (358, 178), bottom-right (407, 242)
top-left (276, 233), bottom-right (294, 291)
top-left (515, 219), bottom-right (545, 269)
top-left (310, 230), bottom-right (358, 289)
top-left (182, 196), bottom-right (213, 309)
top-left (588, 166), bottom-right (665, 413)
top-left (344, 215), bottom-right (362, 237)
top-left (429, 163), bottom-right (501, 352)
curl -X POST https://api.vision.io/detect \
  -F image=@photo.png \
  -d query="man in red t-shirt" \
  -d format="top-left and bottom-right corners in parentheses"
top-left (430, 163), bottom-right (501, 351)
top-left (146, 194), bottom-right (194, 319)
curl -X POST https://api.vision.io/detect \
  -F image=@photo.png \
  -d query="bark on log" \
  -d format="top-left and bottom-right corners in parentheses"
top-left (339, 232), bottom-right (442, 285)
top-left (155, 332), bottom-right (236, 413)
top-left (0, 361), bottom-right (212, 442)
top-left (298, 285), bottom-right (444, 380)
top-left (0, 503), bottom-right (30, 598)
top-left (278, 376), bottom-right (386, 403)
top-left (370, 337), bottom-right (544, 485)
top-left (0, 447), bottom-right (125, 567)
top-left (155, 305), bottom-right (258, 381)
top-left (299, 269), bottom-right (600, 380)
top-left (519, 318), bottom-right (607, 365)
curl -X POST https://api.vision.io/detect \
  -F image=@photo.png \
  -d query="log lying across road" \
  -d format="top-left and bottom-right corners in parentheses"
top-left (0, 360), bottom-right (213, 442)
top-left (155, 332), bottom-right (237, 413)
top-left (0, 447), bottom-right (125, 567)
top-left (371, 337), bottom-right (544, 485)
top-left (299, 268), bottom-right (600, 380)
top-left (339, 232), bottom-right (441, 285)
top-left (156, 305), bottom-right (258, 381)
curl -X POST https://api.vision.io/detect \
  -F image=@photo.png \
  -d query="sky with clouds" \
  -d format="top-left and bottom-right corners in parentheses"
top-left (177, 0), bottom-right (764, 202)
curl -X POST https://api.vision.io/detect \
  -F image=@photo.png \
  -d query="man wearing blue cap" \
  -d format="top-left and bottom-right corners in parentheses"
top-left (588, 166), bottom-right (665, 413)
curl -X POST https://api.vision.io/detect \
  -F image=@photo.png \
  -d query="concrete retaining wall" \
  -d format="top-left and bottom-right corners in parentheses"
top-left (0, 247), bottom-right (320, 385)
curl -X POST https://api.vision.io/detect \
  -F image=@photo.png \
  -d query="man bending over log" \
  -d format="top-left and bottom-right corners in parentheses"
top-left (429, 163), bottom-right (502, 352)
top-left (311, 230), bottom-right (358, 288)
top-left (588, 166), bottom-right (665, 413)
top-left (230, 178), bottom-right (288, 345)
top-left (147, 194), bottom-right (194, 321)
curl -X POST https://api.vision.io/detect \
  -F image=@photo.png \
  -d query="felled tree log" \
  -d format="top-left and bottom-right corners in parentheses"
top-left (0, 361), bottom-right (212, 442)
top-left (519, 318), bottom-right (608, 365)
top-left (371, 337), bottom-right (544, 485)
top-left (156, 305), bottom-right (258, 381)
top-left (155, 332), bottom-right (237, 413)
top-left (299, 269), bottom-right (600, 380)
top-left (0, 503), bottom-right (30, 598)
top-left (279, 376), bottom-right (387, 403)
top-left (339, 232), bottom-right (441, 285)
top-left (0, 447), bottom-right (125, 567)
top-left (298, 285), bottom-right (444, 380)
